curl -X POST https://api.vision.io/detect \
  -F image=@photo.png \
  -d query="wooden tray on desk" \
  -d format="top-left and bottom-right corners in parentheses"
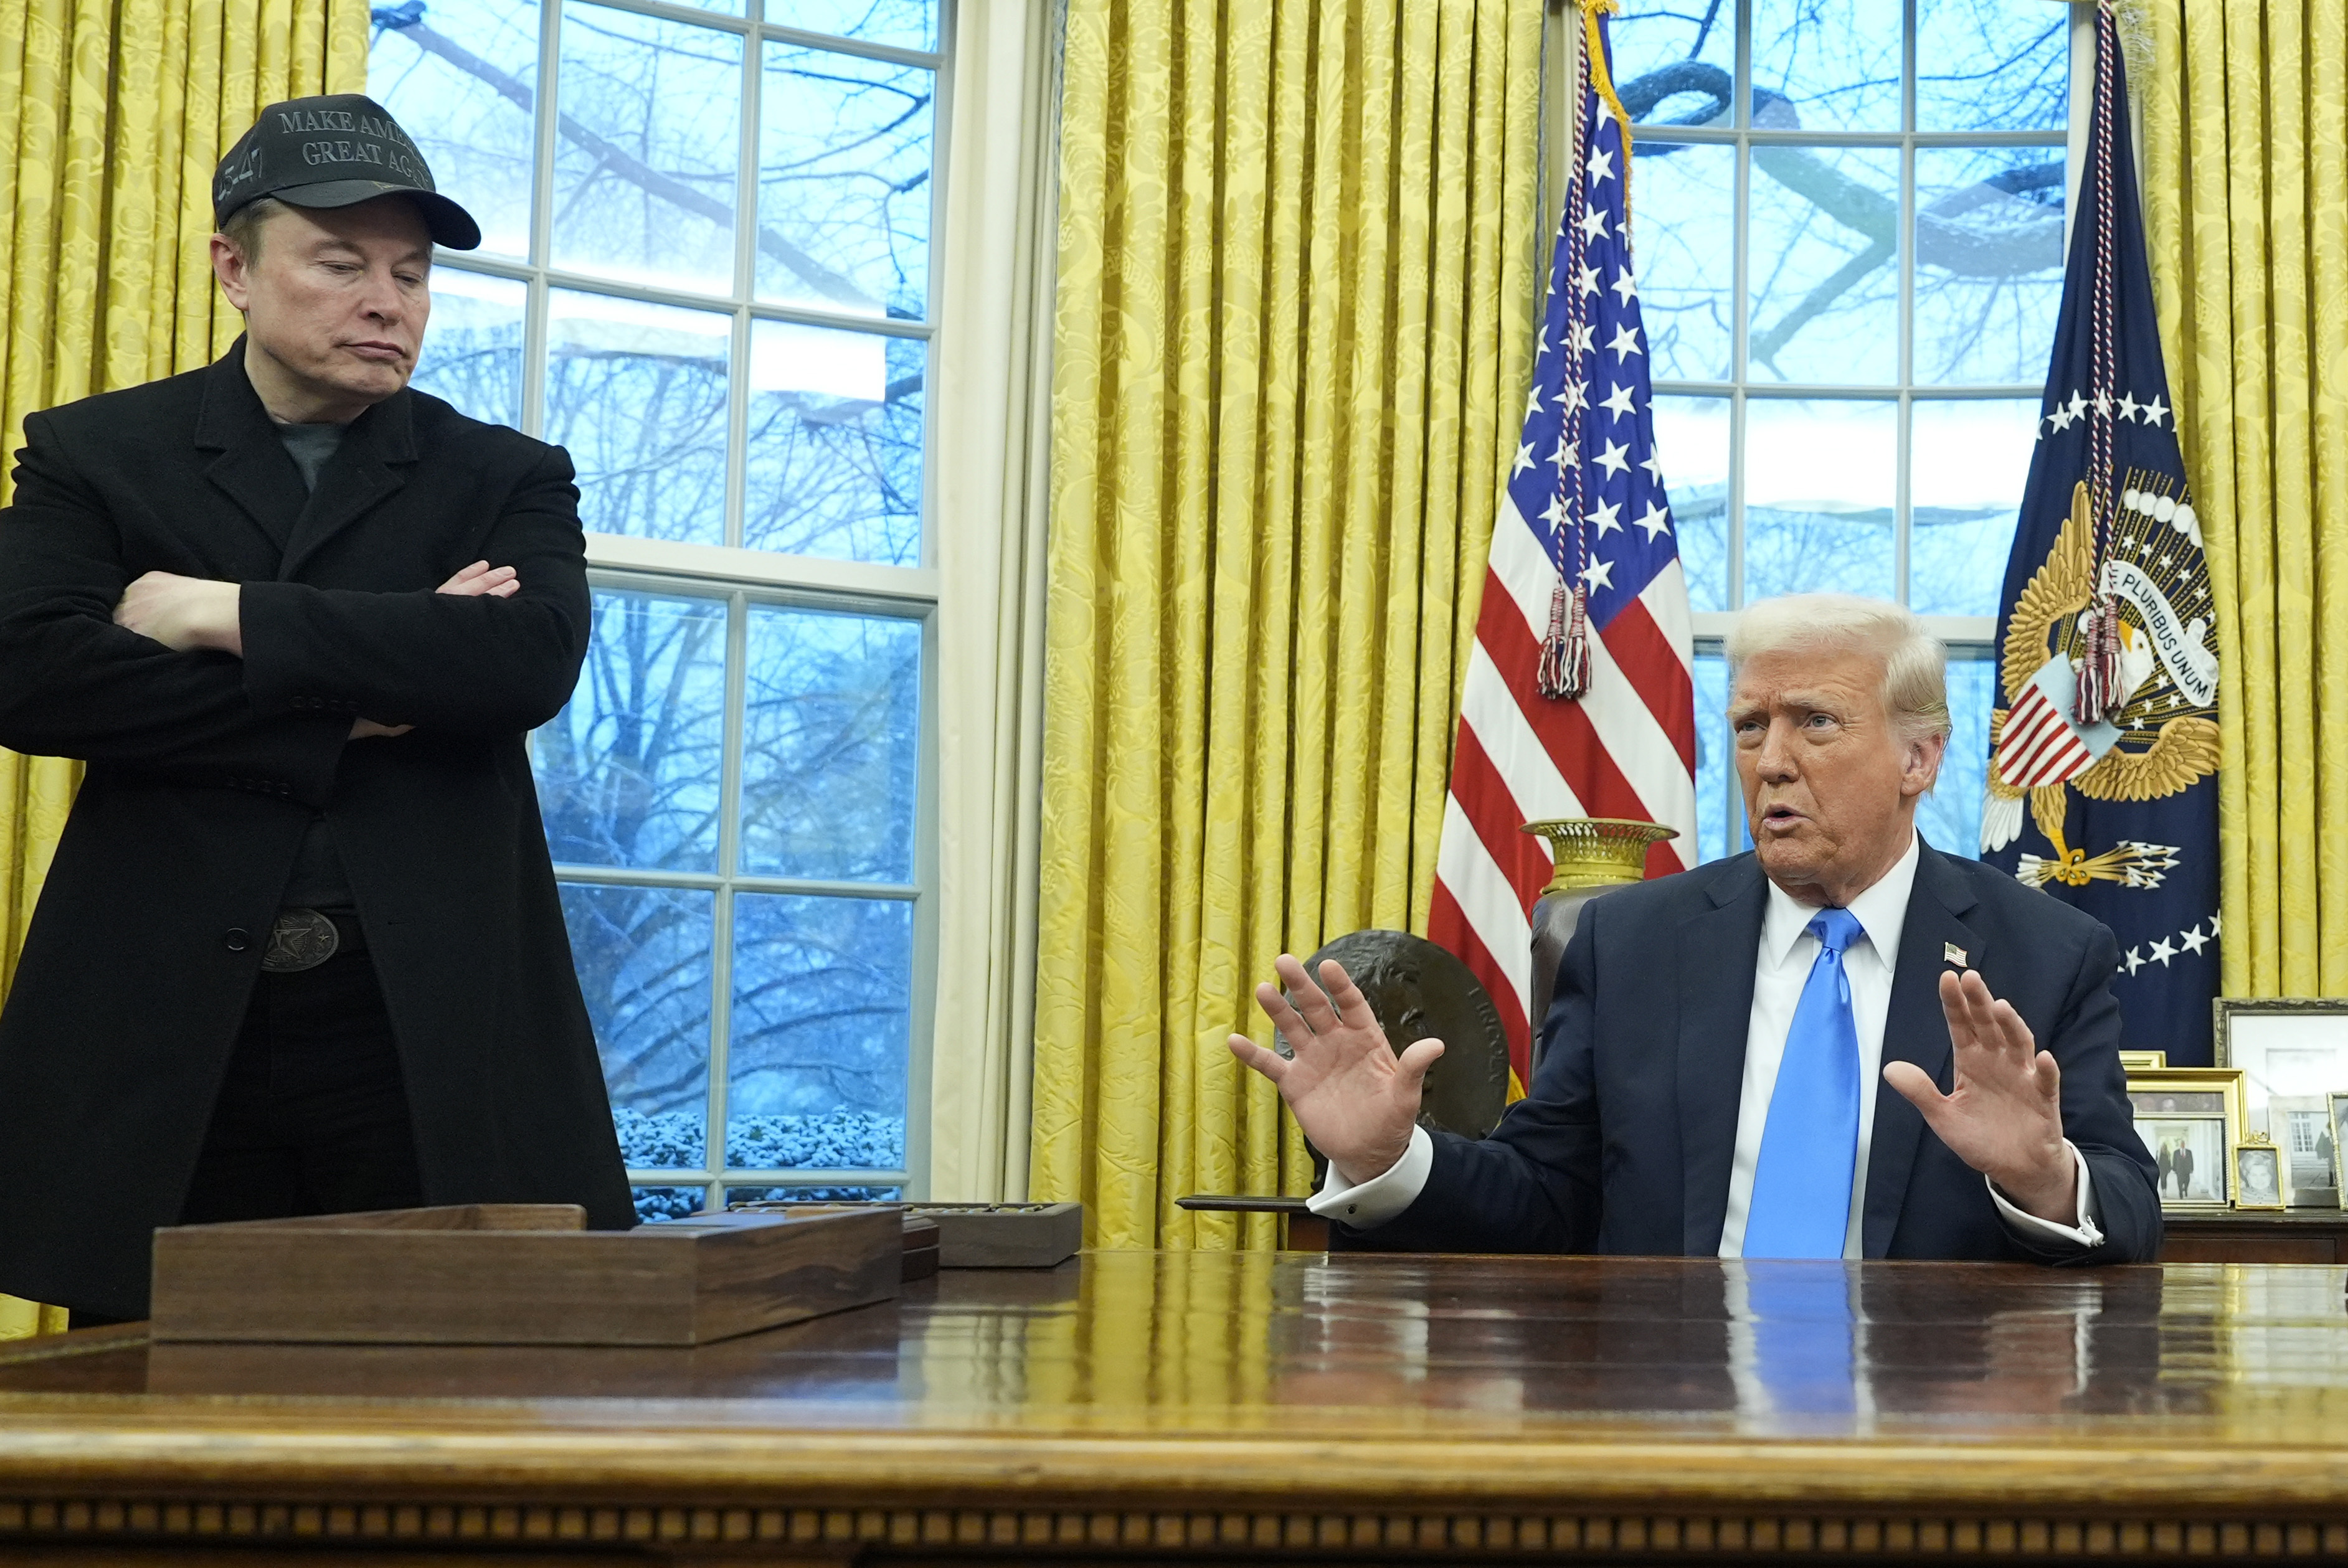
top-left (149, 1204), bottom-right (901, 1347)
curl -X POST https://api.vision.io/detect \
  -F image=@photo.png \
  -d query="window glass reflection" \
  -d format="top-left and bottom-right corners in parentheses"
top-left (1629, 143), bottom-right (1734, 383)
top-left (408, 267), bottom-right (526, 429)
top-left (1741, 398), bottom-right (1895, 600)
top-left (546, 289), bottom-right (731, 545)
top-left (727, 894), bottom-right (912, 1161)
top-left (1750, 0), bottom-right (1904, 133)
top-left (1918, 654), bottom-right (1995, 859)
top-left (369, 0), bottom-right (539, 260)
top-left (562, 882), bottom-right (714, 1169)
top-left (1652, 395), bottom-right (1730, 612)
top-left (1916, 1), bottom-right (2068, 133)
top-left (769, 0), bottom-right (935, 51)
top-left (739, 605), bottom-right (921, 882)
top-left (1748, 144), bottom-right (1899, 384)
top-left (1908, 399), bottom-right (2037, 616)
top-left (1914, 148), bottom-right (2066, 386)
top-left (744, 319), bottom-right (924, 562)
top-left (537, 589), bottom-right (727, 872)
top-left (758, 44), bottom-right (934, 319)
top-left (555, 1), bottom-right (740, 293)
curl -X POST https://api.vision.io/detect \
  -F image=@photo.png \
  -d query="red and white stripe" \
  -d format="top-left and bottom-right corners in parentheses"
top-left (1427, 518), bottom-right (1698, 1089)
top-left (1995, 681), bottom-right (2097, 789)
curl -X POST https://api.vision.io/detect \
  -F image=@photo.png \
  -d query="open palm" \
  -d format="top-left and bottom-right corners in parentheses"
top-left (1882, 969), bottom-right (2076, 1222)
top-left (1227, 954), bottom-right (1441, 1186)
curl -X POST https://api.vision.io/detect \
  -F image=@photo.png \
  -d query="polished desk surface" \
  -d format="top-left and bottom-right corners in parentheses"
top-left (4, 1252), bottom-right (2348, 1561)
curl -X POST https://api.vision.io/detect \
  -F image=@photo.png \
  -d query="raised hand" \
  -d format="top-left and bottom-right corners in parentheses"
top-left (1882, 969), bottom-right (2076, 1222)
top-left (1227, 955), bottom-right (1441, 1186)
top-left (436, 560), bottom-right (519, 598)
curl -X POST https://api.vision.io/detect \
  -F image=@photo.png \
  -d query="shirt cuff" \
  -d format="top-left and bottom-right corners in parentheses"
top-left (1306, 1125), bottom-right (1434, 1230)
top-left (1987, 1140), bottom-right (2103, 1248)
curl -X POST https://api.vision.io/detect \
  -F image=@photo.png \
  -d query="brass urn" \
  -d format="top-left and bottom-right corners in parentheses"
top-left (1520, 818), bottom-right (1680, 1072)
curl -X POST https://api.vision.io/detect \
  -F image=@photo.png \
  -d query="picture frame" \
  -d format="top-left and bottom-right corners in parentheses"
top-left (2334, 1092), bottom-right (2348, 1201)
top-left (2212, 998), bottom-right (2348, 1144)
top-left (2137, 1113), bottom-right (2230, 1208)
top-left (2270, 1094), bottom-right (2342, 1209)
top-left (2232, 1138), bottom-right (2286, 1211)
top-left (2125, 1068), bottom-right (2245, 1213)
top-left (2118, 1051), bottom-right (2169, 1072)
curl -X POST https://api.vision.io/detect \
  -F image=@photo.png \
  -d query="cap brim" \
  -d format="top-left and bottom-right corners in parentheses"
top-left (273, 180), bottom-right (483, 251)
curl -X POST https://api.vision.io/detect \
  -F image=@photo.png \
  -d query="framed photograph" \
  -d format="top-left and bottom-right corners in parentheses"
top-left (2126, 1069), bottom-right (2245, 1213)
top-left (2334, 1093), bottom-right (2348, 1199)
top-left (2232, 1139), bottom-right (2286, 1211)
top-left (2118, 1051), bottom-right (2169, 1072)
top-left (2270, 1095), bottom-right (2342, 1209)
top-left (2138, 1113), bottom-right (2230, 1207)
top-left (2213, 998), bottom-right (2348, 1142)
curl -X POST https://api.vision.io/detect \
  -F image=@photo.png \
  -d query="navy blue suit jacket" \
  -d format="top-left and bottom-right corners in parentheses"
top-left (1338, 844), bottom-right (2162, 1263)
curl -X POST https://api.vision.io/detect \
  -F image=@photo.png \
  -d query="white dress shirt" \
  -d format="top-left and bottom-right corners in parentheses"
top-left (1312, 834), bottom-right (2104, 1253)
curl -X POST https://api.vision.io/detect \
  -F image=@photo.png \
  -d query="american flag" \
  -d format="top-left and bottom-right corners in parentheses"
top-left (1427, 11), bottom-right (1696, 1092)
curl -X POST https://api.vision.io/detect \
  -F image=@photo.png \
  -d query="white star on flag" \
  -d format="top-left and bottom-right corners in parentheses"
top-left (1578, 557), bottom-right (1615, 592)
top-left (1608, 323), bottom-right (1642, 361)
top-left (1590, 498), bottom-right (1622, 537)
top-left (1600, 382), bottom-right (1637, 419)
top-left (1594, 438), bottom-right (1631, 477)
top-left (1586, 146), bottom-right (1613, 184)
top-left (1609, 270), bottom-right (1637, 305)
top-left (1632, 500), bottom-right (1672, 540)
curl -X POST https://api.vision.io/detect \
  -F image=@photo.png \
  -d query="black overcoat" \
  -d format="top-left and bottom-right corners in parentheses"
top-left (0, 341), bottom-right (634, 1318)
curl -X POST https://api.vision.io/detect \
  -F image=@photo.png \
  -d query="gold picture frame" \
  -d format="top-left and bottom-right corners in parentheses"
top-left (2118, 1051), bottom-right (2168, 1072)
top-left (2331, 1092), bottom-right (2348, 1208)
top-left (2232, 1136), bottom-right (2286, 1211)
top-left (2125, 1067), bottom-right (2246, 1212)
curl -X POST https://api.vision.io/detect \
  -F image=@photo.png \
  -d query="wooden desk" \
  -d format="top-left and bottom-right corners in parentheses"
top-left (2, 1253), bottom-right (2347, 1566)
top-left (2162, 1211), bottom-right (2348, 1264)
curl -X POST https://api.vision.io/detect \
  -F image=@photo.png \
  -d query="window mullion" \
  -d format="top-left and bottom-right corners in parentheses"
top-left (707, 590), bottom-right (752, 1196)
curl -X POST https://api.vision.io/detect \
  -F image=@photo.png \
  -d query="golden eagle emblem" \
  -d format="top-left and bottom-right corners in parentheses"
top-left (1984, 473), bottom-right (2218, 889)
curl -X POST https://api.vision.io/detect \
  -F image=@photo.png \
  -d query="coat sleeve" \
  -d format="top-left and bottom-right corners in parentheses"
top-left (2002, 919), bottom-right (2164, 1266)
top-left (237, 444), bottom-right (590, 737)
top-left (1333, 899), bottom-right (1606, 1254)
top-left (0, 411), bottom-right (350, 805)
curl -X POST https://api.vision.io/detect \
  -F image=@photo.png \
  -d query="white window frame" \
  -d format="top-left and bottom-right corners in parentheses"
top-left (383, 0), bottom-right (1061, 1206)
top-left (1555, 0), bottom-right (2093, 857)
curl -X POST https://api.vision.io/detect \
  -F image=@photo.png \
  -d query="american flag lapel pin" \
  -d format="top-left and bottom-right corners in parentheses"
top-left (1944, 942), bottom-right (1968, 968)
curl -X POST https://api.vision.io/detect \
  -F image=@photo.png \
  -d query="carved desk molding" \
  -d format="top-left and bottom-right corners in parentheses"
top-left (4, 1255), bottom-right (2347, 1565)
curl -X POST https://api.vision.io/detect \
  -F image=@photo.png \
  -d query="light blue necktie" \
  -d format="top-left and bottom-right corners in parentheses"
top-left (1744, 907), bottom-right (1865, 1260)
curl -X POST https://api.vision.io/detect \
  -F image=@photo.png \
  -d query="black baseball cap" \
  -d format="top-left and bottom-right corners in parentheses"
top-left (213, 93), bottom-right (481, 250)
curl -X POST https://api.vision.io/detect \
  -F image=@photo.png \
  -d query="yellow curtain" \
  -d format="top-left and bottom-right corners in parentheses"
top-left (2137, 0), bottom-right (2348, 998)
top-left (1031, 0), bottom-right (1546, 1249)
top-left (0, 0), bottom-right (367, 1339)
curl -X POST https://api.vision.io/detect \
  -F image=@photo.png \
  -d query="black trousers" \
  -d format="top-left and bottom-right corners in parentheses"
top-left (178, 947), bottom-right (427, 1225)
top-left (69, 951), bottom-right (427, 1329)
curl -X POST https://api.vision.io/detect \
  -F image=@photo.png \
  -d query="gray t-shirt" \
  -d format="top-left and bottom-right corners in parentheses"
top-left (276, 421), bottom-right (354, 912)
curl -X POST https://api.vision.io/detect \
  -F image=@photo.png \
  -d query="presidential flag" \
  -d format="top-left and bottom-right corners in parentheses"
top-left (1981, 2), bottom-right (2220, 1064)
top-left (1427, 2), bottom-right (1697, 1092)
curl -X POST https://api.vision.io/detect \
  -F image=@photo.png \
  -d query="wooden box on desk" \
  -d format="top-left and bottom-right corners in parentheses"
top-left (150, 1204), bottom-right (901, 1346)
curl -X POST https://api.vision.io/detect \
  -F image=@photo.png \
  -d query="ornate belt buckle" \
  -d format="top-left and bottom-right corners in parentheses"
top-left (261, 908), bottom-right (340, 973)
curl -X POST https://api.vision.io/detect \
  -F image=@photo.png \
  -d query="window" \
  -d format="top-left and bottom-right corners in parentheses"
top-left (1609, 0), bottom-right (2073, 862)
top-left (371, 0), bottom-right (946, 1219)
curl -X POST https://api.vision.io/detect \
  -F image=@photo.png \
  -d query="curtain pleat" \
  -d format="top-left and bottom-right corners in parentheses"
top-left (1032, 0), bottom-right (1545, 1249)
top-left (0, 0), bottom-right (367, 1340)
top-left (2139, 0), bottom-right (2348, 998)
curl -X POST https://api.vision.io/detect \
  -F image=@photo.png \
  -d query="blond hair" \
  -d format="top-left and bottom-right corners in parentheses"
top-left (1725, 593), bottom-right (1951, 745)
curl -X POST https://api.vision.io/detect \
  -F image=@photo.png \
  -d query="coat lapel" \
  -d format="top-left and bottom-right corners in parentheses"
top-left (1678, 856), bottom-right (1768, 1255)
top-left (279, 387), bottom-right (417, 581)
top-left (194, 341), bottom-right (306, 555)
top-left (1860, 843), bottom-right (1983, 1258)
